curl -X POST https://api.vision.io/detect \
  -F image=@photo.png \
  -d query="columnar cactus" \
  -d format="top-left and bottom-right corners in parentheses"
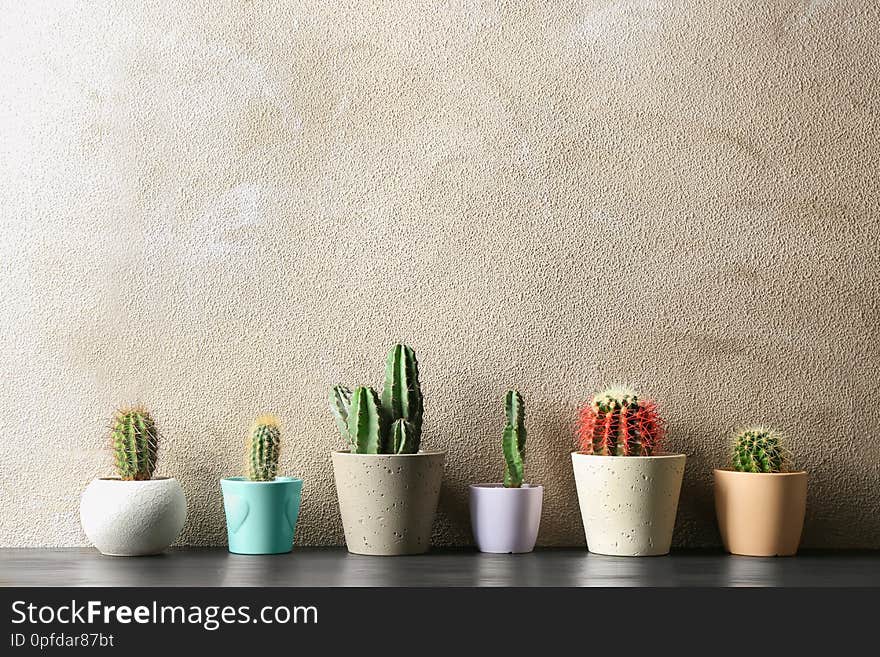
top-left (732, 427), bottom-right (788, 473)
top-left (246, 415), bottom-right (281, 481)
top-left (576, 385), bottom-right (665, 456)
top-left (329, 343), bottom-right (424, 454)
top-left (111, 406), bottom-right (159, 481)
top-left (502, 390), bottom-right (527, 488)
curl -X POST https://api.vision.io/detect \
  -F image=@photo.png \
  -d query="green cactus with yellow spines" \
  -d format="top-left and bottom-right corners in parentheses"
top-left (246, 415), bottom-right (281, 481)
top-left (110, 406), bottom-right (159, 481)
top-left (732, 427), bottom-right (788, 473)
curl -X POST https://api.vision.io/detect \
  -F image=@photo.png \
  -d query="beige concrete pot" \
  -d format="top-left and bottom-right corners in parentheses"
top-left (331, 450), bottom-right (445, 556)
top-left (714, 469), bottom-right (807, 557)
top-left (571, 452), bottom-right (686, 556)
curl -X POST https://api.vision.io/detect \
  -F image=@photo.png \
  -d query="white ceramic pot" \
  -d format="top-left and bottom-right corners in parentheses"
top-left (331, 450), bottom-right (445, 556)
top-left (80, 478), bottom-right (187, 556)
top-left (469, 483), bottom-right (543, 553)
top-left (571, 453), bottom-right (685, 556)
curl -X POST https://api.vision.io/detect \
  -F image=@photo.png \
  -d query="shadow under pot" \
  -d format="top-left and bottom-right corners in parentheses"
top-left (469, 483), bottom-right (543, 554)
top-left (220, 477), bottom-right (303, 555)
top-left (571, 453), bottom-right (686, 557)
top-left (80, 477), bottom-right (187, 556)
top-left (331, 450), bottom-right (445, 556)
top-left (713, 469), bottom-right (807, 557)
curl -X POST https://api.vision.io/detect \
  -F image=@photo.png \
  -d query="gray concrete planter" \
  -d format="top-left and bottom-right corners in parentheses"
top-left (571, 452), bottom-right (686, 556)
top-left (331, 450), bottom-right (445, 556)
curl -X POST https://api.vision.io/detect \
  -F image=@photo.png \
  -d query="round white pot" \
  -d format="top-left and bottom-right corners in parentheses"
top-left (80, 478), bottom-right (187, 556)
top-left (469, 483), bottom-right (543, 554)
top-left (571, 453), bottom-right (686, 557)
top-left (331, 450), bottom-right (445, 556)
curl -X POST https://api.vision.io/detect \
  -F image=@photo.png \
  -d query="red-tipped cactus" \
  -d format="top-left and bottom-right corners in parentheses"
top-left (577, 386), bottom-right (665, 456)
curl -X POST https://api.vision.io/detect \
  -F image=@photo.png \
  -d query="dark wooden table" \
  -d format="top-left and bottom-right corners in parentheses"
top-left (2, 548), bottom-right (878, 587)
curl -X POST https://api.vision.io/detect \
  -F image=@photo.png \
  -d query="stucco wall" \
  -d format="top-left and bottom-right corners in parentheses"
top-left (1, 0), bottom-right (878, 549)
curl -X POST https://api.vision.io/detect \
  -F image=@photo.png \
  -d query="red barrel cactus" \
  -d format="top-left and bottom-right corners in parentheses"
top-left (577, 386), bottom-right (665, 456)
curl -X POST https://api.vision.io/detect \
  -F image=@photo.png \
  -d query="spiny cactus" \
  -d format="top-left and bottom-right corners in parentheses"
top-left (246, 415), bottom-right (281, 481)
top-left (576, 385), bottom-right (665, 456)
top-left (732, 427), bottom-right (788, 473)
top-left (502, 390), bottom-right (527, 488)
top-left (329, 343), bottom-right (424, 454)
top-left (111, 406), bottom-right (159, 481)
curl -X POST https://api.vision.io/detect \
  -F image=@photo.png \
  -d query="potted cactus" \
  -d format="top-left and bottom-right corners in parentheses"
top-left (714, 427), bottom-right (807, 556)
top-left (469, 390), bottom-right (543, 554)
top-left (79, 406), bottom-right (187, 556)
top-left (220, 415), bottom-right (303, 555)
top-left (571, 386), bottom-right (686, 556)
top-left (329, 344), bottom-right (445, 556)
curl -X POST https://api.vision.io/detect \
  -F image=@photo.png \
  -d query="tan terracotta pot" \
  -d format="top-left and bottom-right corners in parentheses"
top-left (713, 469), bottom-right (807, 557)
top-left (331, 450), bottom-right (445, 556)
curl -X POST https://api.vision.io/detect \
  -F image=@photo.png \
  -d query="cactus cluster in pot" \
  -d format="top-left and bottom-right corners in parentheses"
top-left (220, 415), bottom-right (303, 555)
top-left (329, 344), bottom-right (444, 556)
top-left (329, 344), bottom-right (423, 454)
top-left (470, 389), bottom-right (543, 554)
top-left (715, 426), bottom-right (806, 556)
top-left (571, 385), bottom-right (685, 557)
top-left (80, 406), bottom-right (187, 556)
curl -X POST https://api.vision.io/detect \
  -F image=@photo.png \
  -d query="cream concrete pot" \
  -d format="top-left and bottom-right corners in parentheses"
top-left (331, 450), bottom-right (445, 556)
top-left (80, 477), bottom-right (187, 556)
top-left (571, 452), bottom-right (686, 556)
top-left (714, 469), bottom-right (807, 557)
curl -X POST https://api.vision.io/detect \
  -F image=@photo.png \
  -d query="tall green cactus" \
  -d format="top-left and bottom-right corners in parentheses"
top-left (732, 427), bottom-right (788, 473)
top-left (329, 344), bottom-right (424, 454)
top-left (111, 406), bottom-right (159, 481)
top-left (347, 387), bottom-right (383, 454)
top-left (502, 390), bottom-right (527, 488)
top-left (246, 415), bottom-right (281, 481)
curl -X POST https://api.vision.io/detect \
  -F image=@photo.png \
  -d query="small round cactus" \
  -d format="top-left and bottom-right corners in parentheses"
top-left (577, 385), bottom-right (665, 456)
top-left (111, 406), bottom-right (159, 481)
top-left (246, 415), bottom-right (281, 481)
top-left (732, 427), bottom-right (788, 473)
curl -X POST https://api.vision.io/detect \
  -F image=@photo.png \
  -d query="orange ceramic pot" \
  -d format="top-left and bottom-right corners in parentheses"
top-left (713, 469), bottom-right (807, 557)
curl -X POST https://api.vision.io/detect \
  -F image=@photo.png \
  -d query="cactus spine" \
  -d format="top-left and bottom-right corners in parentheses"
top-left (576, 385), bottom-right (665, 456)
top-left (502, 390), bottom-right (527, 488)
top-left (246, 415), bottom-right (281, 481)
top-left (329, 344), bottom-right (424, 454)
top-left (111, 406), bottom-right (159, 481)
top-left (732, 427), bottom-right (788, 473)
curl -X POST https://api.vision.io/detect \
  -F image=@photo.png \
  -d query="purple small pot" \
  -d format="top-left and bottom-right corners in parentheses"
top-left (469, 483), bottom-right (544, 554)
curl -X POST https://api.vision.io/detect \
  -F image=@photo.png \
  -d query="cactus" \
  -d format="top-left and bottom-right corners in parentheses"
top-left (329, 344), bottom-right (424, 454)
top-left (246, 415), bottom-right (281, 481)
top-left (502, 390), bottom-right (527, 488)
top-left (111, 406), bottom-right (159, 481)
top-left (576, 385), bottom-right (665, 456)
top-left (732, 427), bottom-right (788, 473)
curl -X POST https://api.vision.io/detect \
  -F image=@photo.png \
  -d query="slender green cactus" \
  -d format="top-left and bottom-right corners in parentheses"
top-left (502, 390), bottom-right (527, 488)
top-left (111, 406), bottom-right (159, 481)
top-left (329, 386), bottom-right (353, 449)
top-left (732, 427), bottom-right (788, 473)
top-left (329, 344), bottom-right (424, 454)
top-left (347, 386), bottom-right (384, 454)
top-left (246, 415), bottom-right (281, 481)
top-left (381, 344), bottom-right (423, 450)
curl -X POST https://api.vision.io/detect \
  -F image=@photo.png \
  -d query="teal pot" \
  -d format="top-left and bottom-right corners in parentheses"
top-left (220, 477), bottom-right (303, 555)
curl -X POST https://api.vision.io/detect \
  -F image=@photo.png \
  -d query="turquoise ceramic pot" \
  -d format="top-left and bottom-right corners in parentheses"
top-left (220, 477), bottom-right (303, 555)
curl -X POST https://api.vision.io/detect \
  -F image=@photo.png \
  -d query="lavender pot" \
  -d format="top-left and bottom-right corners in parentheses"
top-left (469, 484), bottom-right (543, 554)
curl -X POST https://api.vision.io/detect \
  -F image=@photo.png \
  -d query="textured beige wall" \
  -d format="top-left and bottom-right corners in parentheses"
top-left (1, 1), bottom-right (879, 549)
